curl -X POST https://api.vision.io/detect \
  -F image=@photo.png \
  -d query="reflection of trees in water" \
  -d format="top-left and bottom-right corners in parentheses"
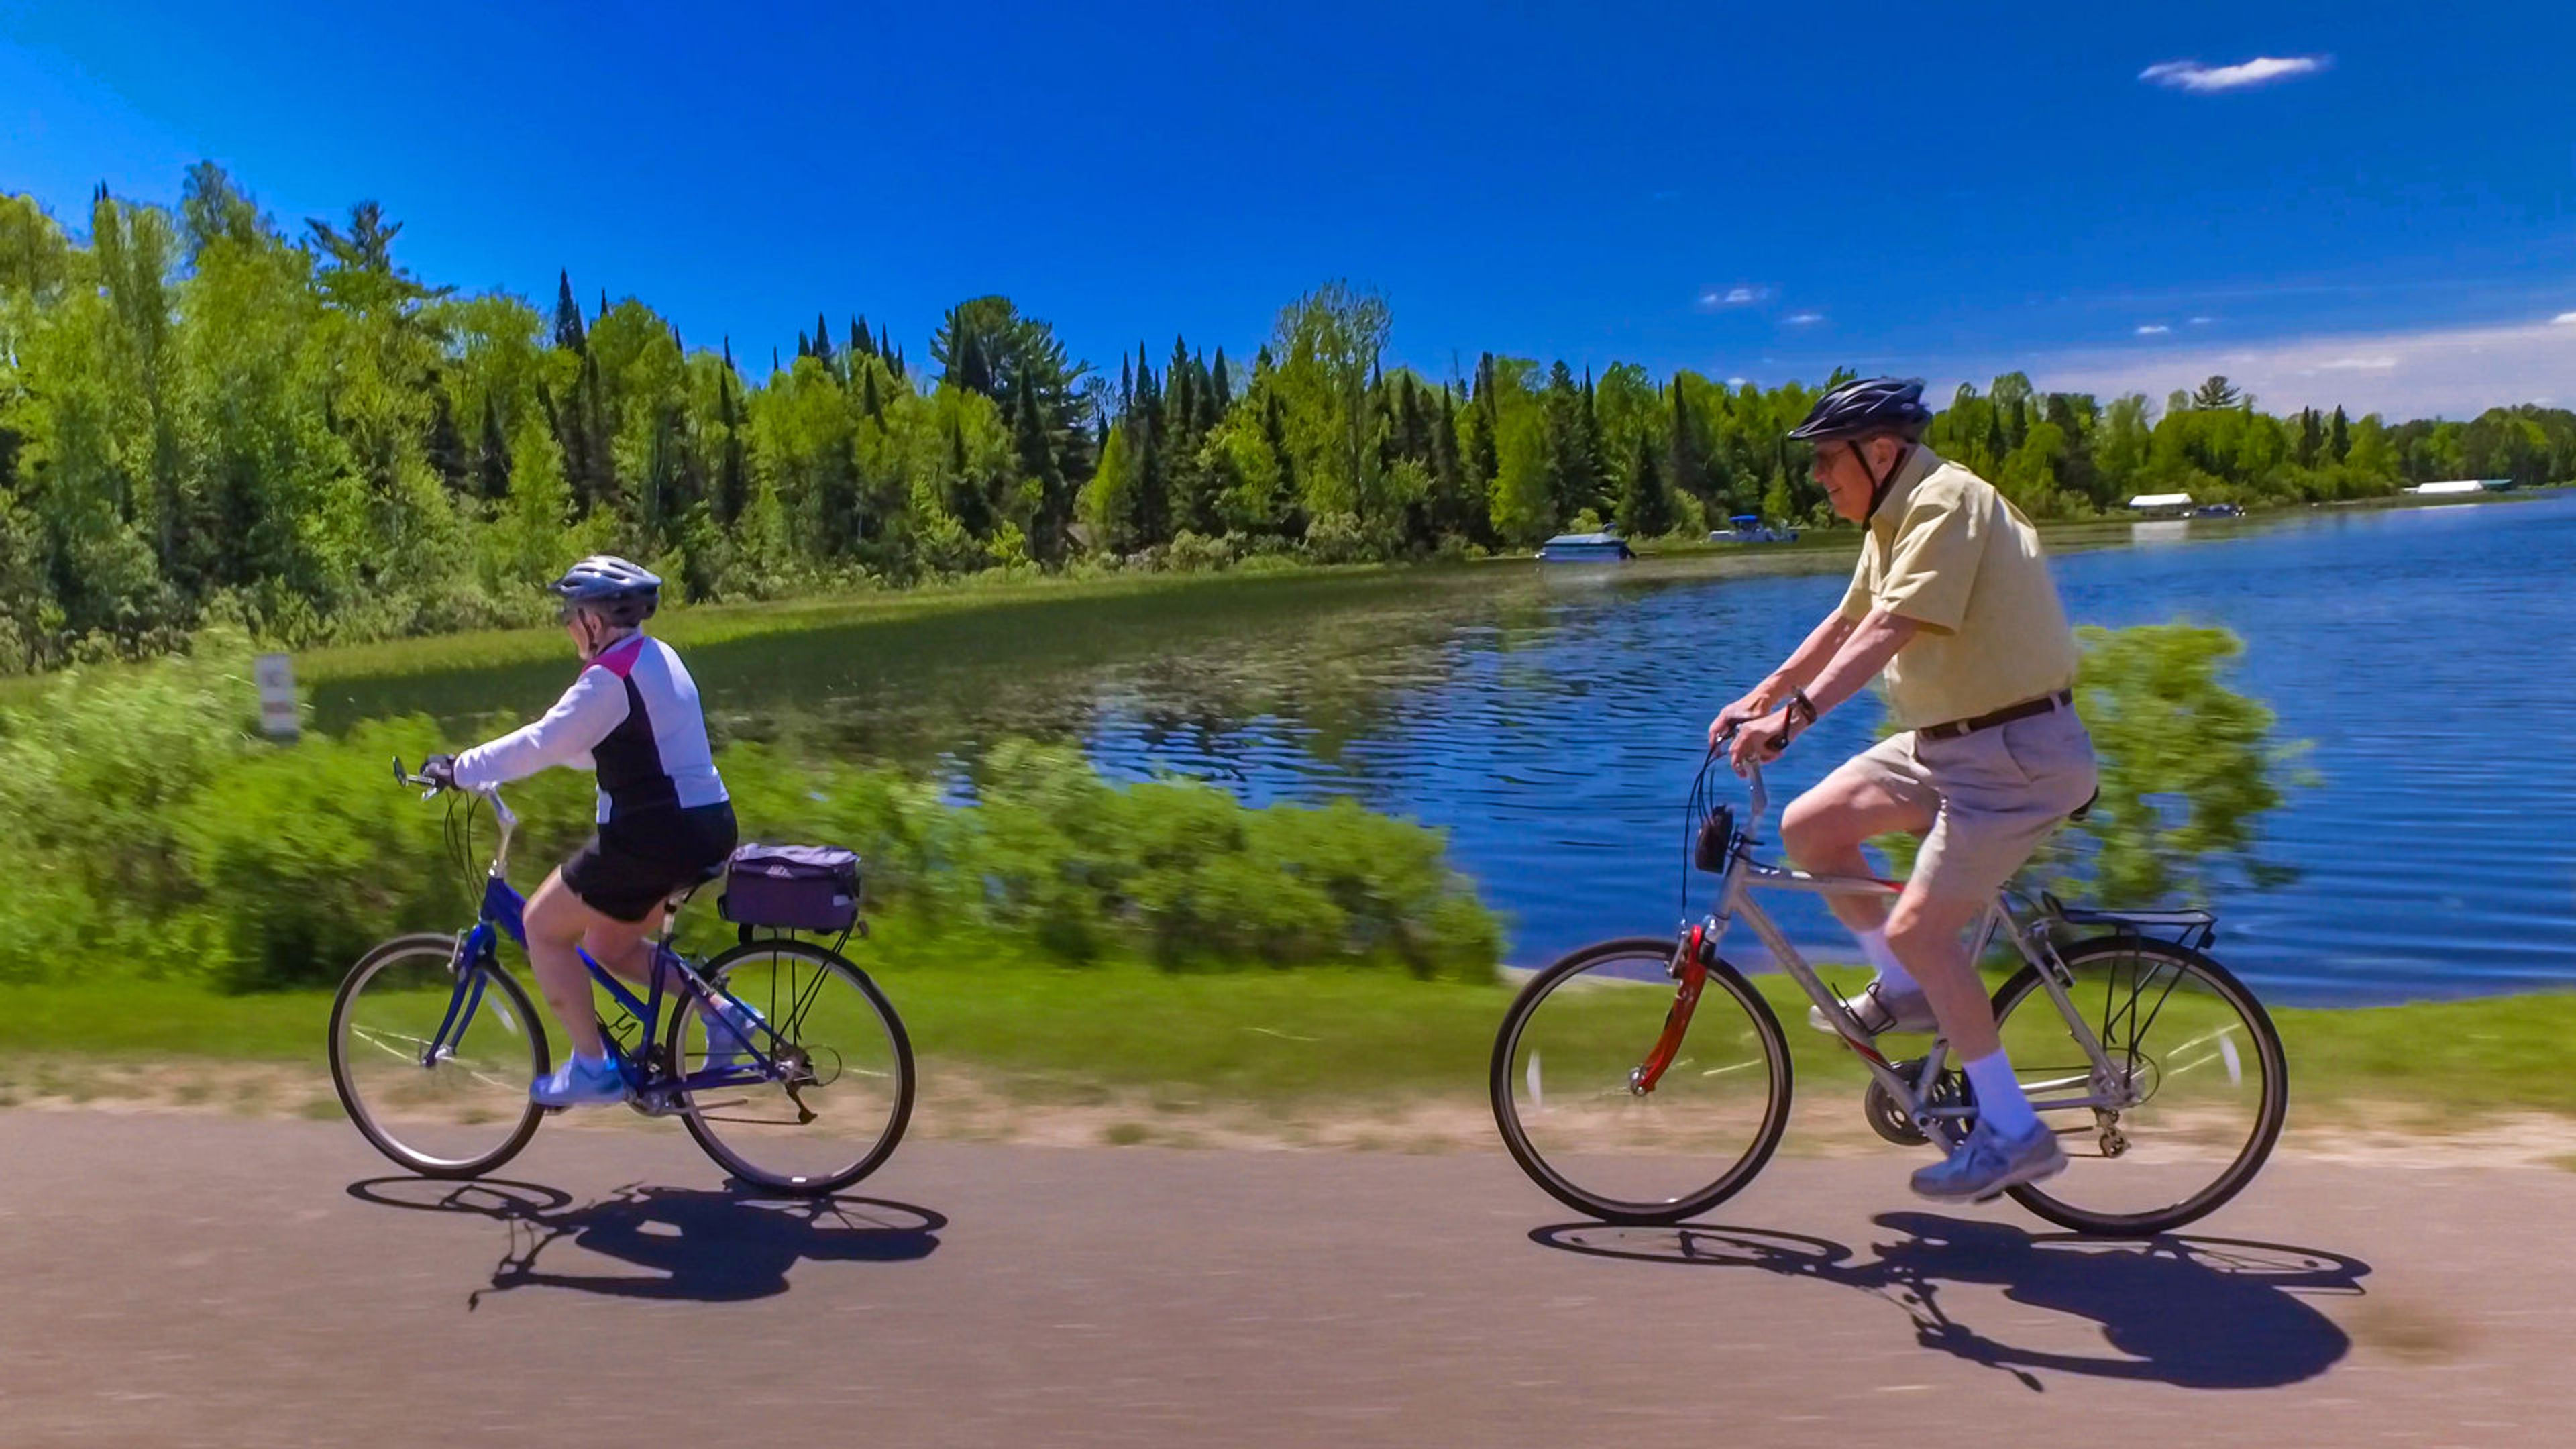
top-left (321, 555), bottom-right (1831, 784)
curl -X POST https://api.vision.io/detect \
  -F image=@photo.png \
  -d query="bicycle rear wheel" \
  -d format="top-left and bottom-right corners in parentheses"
top-left (1992, 934), bottom-right (2287, 1236)
top-left (1491, 936), bottom-right (1792, 1224)
top-left (669, 938), bottom-right (914, 1196)
top-left (329, 934), bottom-right (549, 1178)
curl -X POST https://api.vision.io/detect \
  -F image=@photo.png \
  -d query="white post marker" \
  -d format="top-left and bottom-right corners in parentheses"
top-left (254, 652), bottom-right (299, 741)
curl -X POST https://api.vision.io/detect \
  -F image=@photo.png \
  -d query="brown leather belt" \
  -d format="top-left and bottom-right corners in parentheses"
top-left (1917, 689), bottom-right (2073, 741)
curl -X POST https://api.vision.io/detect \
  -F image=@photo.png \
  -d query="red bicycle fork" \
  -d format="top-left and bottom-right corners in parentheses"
top-left (1630, 924), bottom-right (1897, 1095)
top-left (1629, 925), bottom-right (1710, 1095)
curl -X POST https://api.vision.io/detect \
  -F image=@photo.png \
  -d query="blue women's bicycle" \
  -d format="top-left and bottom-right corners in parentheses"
top-left (326, 761), bottom-right (914, 1195)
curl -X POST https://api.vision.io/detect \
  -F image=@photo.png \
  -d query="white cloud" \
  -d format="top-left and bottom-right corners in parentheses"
top-left (2188, 316), bottom-right (2216, 326)
top-left (1725, 376), bottom-right (1749, 388)
top-left (1941, 319), bottom-right (2576, 419)
top-left (1698, 285), bottom-right (1772, 310)
top-left (1784, 312), bottom-right (1825, 326)
top-left (2139, 55), bottom-right (2330, 93)
top-left (2555, 311), bottom-right (2576, 325)
top-left (2135, 324), bottom-right (2171, 335)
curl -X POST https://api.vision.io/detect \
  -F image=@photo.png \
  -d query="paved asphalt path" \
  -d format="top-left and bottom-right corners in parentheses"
top-left (1, 1110), bottom-right (2567, 1447)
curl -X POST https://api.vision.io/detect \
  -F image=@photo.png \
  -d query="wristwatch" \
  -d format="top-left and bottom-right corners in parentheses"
top-left (1782, 688), bottom-right (1819, 740)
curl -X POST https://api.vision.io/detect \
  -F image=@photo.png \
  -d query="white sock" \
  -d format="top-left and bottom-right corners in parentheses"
top-left (572, 1049), bottom-right (608, 1068)
top-left (1854, 928), bottom-right (1921, 996)
top-left (1962, 1051), bottom-right (2039, 1137)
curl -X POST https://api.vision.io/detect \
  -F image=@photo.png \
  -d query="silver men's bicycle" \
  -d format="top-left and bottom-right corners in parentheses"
top-left (1489, 747), bottom-right (2287, 1237)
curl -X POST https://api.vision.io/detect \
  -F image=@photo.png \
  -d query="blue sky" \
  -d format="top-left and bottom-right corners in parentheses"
top-left (6, 1), bottom-right (2574, 417)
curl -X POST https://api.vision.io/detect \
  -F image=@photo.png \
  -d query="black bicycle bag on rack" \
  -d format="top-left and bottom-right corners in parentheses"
top-left (718, 843), bottom-right (863, 934)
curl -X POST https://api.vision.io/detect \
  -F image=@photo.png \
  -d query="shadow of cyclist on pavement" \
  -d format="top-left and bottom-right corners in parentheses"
top-left (1532, 1210), bottom-right (2368, 1391)
top-left (346, 1177), bottom-right (943, 1307)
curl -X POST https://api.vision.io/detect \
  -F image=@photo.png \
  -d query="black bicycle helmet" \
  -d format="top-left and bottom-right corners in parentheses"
top-left (1788, 377), bottom-right (1933, 519)
top-left (1787, 377), bottom-right (1933, 443)
top-left (549, 555), bottom-right (661, 626)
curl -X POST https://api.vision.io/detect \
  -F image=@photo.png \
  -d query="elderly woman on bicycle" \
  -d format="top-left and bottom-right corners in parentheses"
top-left (421, 557), bottom-right (743, 1107)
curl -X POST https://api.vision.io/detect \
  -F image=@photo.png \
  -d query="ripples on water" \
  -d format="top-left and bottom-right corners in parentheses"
top-left (326, 494), bottom-right (2576, 1006)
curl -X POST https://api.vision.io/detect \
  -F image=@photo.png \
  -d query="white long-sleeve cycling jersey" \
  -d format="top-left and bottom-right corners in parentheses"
top-left (451, 633), bottom-right (728, 824)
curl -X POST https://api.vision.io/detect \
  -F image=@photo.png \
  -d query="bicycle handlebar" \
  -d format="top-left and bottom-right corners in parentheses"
top-left (390, 756), bottom-right (521, 875)
top-left (1706, 730), bottom-right (1772, 830)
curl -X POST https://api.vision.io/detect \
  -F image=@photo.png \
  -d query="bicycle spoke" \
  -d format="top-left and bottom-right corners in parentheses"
top-left (331, 943), bottom-right (546, 1176)
top-left (1995, 938), bottom-right (2284, 1234)
top-left (1495, 940), bottom-right (1788, 1223)
top-left (672, 942), bottom-right (911, 1194)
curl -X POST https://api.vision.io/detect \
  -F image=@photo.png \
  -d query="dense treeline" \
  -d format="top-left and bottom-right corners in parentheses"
top-left (4, 167), bottom-right (2573, 670)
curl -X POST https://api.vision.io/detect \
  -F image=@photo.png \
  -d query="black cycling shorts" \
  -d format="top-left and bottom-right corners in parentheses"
top-left (561, 802), bottom-right (739, 923)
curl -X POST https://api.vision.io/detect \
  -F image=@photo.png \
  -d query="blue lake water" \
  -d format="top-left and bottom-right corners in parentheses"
top-left (324, 492), bottom-right (2576, 1006)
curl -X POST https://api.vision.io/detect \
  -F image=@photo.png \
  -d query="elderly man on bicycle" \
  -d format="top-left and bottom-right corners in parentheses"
top-left (1709, 377), bottom-right (2098, 1201)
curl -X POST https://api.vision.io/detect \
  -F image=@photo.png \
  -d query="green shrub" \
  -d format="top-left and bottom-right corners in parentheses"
top-left (0, 648), bottom-right (1501, 989)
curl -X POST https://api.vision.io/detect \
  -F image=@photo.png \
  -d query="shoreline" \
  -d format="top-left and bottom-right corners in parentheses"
top-left (11, 484), bottom-right (2559, 698)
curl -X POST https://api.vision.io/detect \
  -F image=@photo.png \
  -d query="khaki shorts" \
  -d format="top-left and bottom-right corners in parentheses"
top-left (1825, 704), bottom-right (2100, 902)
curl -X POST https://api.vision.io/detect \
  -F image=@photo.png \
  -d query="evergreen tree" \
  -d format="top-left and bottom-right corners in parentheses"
top-left (1468, 365), bottom-right (1502, 518)
top-left (476, 394), bottom-right (513, 502)
top-left (2330, 406), bottom-right (2351, 462)
top-left (553, 270), bottom-right (586, 354)
top-left (2296, 408), bottom-right (2323, 468)
top-left (1210, 348), bottom-right (1232, 413)
top-left (851, 314), bottom-right (875, 356)
top-left (1014, 378), bottom-right (1071, 561)
top-left (716, 371), bottom-right (747, 524)
top-left (425, 384), bottom-right (468, 492)
top-left (1616, 430), bottom-right (1672, 538)
top-left (1128, 355), bottom-right (1169, 546)
top-left (578, 352), bottom-right (614, 509)
top-left (1430, 385), bottom-right (1477, 542)
top-left (1540, 361), bottom-right (1600, 523)
top-left (811, 310), bottom-right (833, 366)
top-left (1667, 382), bottom-right (1711, 507)
top-left (2192, 375), bottom-right (2243, 410)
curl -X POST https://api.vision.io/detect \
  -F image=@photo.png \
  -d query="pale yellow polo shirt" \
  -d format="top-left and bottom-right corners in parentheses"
top-left (1838, 447), bottom-right (2081, 730)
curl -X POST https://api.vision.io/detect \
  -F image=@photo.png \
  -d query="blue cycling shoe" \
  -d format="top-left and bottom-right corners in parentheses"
top-left (1910, 1117), bottom-right (2066, 1202)
top-left (531, 1053), bottom-right (627, 1108)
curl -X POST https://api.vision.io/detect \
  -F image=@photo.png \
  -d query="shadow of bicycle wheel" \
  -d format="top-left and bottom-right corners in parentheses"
top-left (347, 1175), bottom-right (944, 1306)
top-left (1532, 1211), bottom-right (2368, 1390)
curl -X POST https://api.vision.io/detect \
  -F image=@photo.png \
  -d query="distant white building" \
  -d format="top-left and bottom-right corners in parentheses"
top-left (2126, 492), bottom-right (2194, 517)
top-left (2408, 479), bottom-right (2509, 496)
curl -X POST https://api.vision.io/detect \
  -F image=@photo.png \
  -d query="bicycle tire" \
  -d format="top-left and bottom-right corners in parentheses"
top-left (668, 938), bottom-right (915, 1197)
top-left (1491, 936), bottom-right (1792, 1224)
top-left (1993, 934), bottom-right (2288, 1236)
top-left (329, 933), bottom-right (550, 1179)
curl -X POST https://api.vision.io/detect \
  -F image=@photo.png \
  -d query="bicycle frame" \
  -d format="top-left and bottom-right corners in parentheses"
top-left (414, 780), bottom-right (780, 1097)
top-left (1695, 758), bottom-right (2143, 1137)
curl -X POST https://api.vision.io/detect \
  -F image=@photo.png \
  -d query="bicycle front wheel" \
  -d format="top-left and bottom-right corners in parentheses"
top-left (1992, 935), bottom-right (2288, 1236)
top-left (1492, 936), bottom-right (1792, 1224)
top-left (329, 934), bottom-right (549, 1178)
top-left (669, 938), bottom-right (914, 1196)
